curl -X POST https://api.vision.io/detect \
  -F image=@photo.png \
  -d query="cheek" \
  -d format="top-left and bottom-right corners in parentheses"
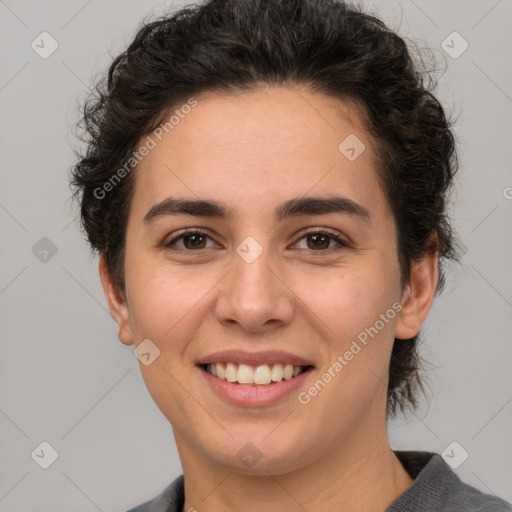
top-left (124, 265), bottom-right (214, 418)
top-left (125, 259), bottom-right (217, 351)
top-left (295, 269), bottom-right (398, 419)
top-left (299, 265), bottom-right (396, 340)
top-left (291, 261), bottom-right (400, 412)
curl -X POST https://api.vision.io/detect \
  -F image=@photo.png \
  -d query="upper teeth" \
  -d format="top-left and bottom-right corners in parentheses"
top-left (206, 363), bottom-right (304, 385)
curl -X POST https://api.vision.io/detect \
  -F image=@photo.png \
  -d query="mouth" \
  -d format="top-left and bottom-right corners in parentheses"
top-left (199, 362), bottom-right (314, 386)
top-left (195, 350), bottom-right (316, 405)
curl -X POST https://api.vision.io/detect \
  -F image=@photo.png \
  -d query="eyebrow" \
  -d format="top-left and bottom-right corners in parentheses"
top-left (143, 195), bottom-right (372, 226)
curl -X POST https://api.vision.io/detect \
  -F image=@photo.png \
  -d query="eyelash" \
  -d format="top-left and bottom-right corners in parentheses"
top-left (163, 228), bottom-right (350, 254)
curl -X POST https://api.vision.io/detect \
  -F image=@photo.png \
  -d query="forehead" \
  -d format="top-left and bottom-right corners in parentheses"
top-left (145, 86), bottom-right (369, 163)
top-left (130, 86), bottom-right (387, 220)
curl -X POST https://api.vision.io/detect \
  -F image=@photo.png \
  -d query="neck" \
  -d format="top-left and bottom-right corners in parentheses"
top-left (176, 422), bottom-right (413, 512)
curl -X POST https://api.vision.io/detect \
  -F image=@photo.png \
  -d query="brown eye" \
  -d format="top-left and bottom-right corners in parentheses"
top-left (306, 233), bottom-right (331, 250)
top-left (164, 230), bottom-right (216, 251)
top-left (294, 230), bottom-right (348, 252)
top-left (182, 233), bottom-right (207, 249)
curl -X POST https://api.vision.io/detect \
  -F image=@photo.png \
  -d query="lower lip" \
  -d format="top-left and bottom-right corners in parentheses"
top-left (198, 366), bottom-right (314, 407)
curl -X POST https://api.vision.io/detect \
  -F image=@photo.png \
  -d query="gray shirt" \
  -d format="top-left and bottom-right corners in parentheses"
top-left (127, 451), bottom-right (511, 512)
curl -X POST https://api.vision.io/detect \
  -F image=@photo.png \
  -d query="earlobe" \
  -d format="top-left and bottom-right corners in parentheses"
top-left (98, 253), bottom-right (134, 346)
top-left (394, 236), bottom-right (439, 341)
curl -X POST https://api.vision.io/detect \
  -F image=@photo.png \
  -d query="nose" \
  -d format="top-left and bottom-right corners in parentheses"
top-left (214, 246), bottom-right (294, 333)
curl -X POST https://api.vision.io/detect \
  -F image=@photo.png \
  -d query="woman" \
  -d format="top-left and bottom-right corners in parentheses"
top-left (70, 0), bottom-right (511, 510)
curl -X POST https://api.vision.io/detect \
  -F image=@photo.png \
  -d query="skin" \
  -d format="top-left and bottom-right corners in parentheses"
top-left (99, 85), bottom-right (438, 512)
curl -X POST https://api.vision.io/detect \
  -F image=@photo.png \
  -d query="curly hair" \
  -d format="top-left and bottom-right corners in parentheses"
top-left (69, 0), bottom-right (460, 418)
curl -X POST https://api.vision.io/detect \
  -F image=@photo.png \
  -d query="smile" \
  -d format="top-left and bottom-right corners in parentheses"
top-left (203, 362), bottom-right (311, 385)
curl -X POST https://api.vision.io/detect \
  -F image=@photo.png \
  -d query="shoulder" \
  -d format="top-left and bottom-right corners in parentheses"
top-left (389, 451), bottom-right (511, 512)
top-left (125, 474), bottom-right (185, 512)
top-left (123, 455), bottom-right (511, 512)
top-left (445, 480), bottom-right (512, 512)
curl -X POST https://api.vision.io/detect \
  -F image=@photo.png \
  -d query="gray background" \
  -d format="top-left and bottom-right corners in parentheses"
top-left (1, 0), bottom-right (511, 510)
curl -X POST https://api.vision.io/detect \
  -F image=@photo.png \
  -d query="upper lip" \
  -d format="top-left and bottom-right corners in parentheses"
top-left (196, 350), bottom-right (315, 368)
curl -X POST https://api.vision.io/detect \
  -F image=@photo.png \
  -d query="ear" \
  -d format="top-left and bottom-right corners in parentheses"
top-left (394, 233), bottom-right (439, 340)
top-left (98, 252), bottom-right (134, 346)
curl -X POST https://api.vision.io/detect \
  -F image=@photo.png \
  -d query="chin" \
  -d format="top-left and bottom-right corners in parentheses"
top-left (205, 431), bottom-right (315, 475)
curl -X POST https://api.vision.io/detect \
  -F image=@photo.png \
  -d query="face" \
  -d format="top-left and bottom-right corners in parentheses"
top-left (100, 86), bottom-right (436, 475)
